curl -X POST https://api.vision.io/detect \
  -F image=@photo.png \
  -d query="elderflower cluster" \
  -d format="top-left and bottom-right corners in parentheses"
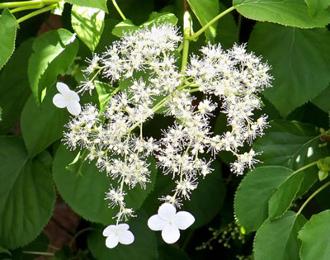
top-left (61, 24), bottom-right (272, 247)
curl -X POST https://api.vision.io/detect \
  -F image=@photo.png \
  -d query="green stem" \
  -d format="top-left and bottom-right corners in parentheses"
top-left (181, 38), bottom-right (190, 72)
top-left (188, 6), bottom-right (236, 40)
top-left (0, 0), bottom-right (58, 9)
top-left (111, 0), bottom-right (126, 20)
top-left (292, 161), bottom-right (318, 175)
top-left (297, 181), bottom-right (330, 215)
top-left (23, 251), bottom-right (54, 256)
top-left (181, 11), bottom-right (192, 72)
top-left (17, 3), bottom-right (56, 23)
top-left (10, 4), bottom-right (43, 13)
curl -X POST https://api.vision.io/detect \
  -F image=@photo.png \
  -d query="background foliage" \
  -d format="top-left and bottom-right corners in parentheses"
top-left (0, 0), bottom-right (329, 259)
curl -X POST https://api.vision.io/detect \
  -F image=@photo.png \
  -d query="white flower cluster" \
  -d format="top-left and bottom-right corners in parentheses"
top-left (61, 24), bottom-right (272, 248)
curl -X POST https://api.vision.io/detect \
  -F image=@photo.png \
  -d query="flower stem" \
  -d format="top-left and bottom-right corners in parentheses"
top-left (17, 3), bottom-right (57, 23)
top-left (188, 6), bottom-right (236, 40)
top-left (292, 161), bottom-right (318, 175)
top-left (111, 0), bottom-right (126, 20)
top-left (10, 3), bottom-right (43, 13)
top-left (297, 181), bottom-right (330, 215)
top-left (0, 0), bottom-right (58, 9)
top-left (181, 11), bottom-right (192, 72)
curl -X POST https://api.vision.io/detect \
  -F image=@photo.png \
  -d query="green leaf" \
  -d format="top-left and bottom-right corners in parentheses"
top-left (143, 12), bottom-right (178, 27)
top-left (249, 23), bottom-right (330, 116)
top-left (0, 9), bottom-right (18, 70)
top-left (216, 3), bottom-right (238, 49)
top-left (71, 5), bottom-right (105, 52)
top-left (0, 39), bottom-right (32, 133)
top-left (234, 166), bottom-right (293, 232)
top-left (299, 210), bottom-right (330, 260)
top-left (21, 87), bottom-right (68, 158)
top-left (112, 19), bottom-right (138, 38)
top-left (53, 145), bottom-right (156, 224)
top-left (87, 214), bottom-right (158, 260)
top-left (268, 171), bottom-right (304, 219)
top-left (186, 161), bottom-right (226, 228)
top-left (187, 0), bottom-right (220, 39)
top-left (254, 120), bottom-right (325, 169)
top-left (158, 245), bottom-right (190, 260)
top-left (253, 211), bottom-right (306, 260)
top-left (28, 29), bottom-right (79, 103)
top-left (305, 0), bottom-right (330, 15)
top-left (0, 137), bottom-right (55, 249)
top-left (95, 81), bottom-right (114, 111)
top-left (64, 0), bottom-right (108, 12)
top-left (312, 85), bottom-right (330, 112)
top-left (233, 0), bottom-right (330, 28)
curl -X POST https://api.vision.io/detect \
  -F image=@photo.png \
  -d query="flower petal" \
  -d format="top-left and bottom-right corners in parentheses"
top-left (52, 94), bottom-right (66, 108)
top-left (148, 214), bottom-right (167, 231)
top-left (161, 224), bottom-right (180, 244)
top-left (158, 203), bottom-right (176, 220)
top-left (102, 225), bottom-right (116, 237)
top-left (105, 236), bottom-right (119, 249)
top-left (117, 223), bottom-right (129, 231)
top-left (174, 211), bottom-right (195, 230)
top-left (65, 90), bottom-right (80, 102)
top-left (56, 82), bottom-right (70, 94)
top-left (118, 230), bottom-right (134, 245)
top-left (67, 101), bottom-right (81, 116)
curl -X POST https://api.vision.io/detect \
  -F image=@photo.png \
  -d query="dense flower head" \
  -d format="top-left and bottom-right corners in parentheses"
top-left (63, 24), bottom-right (272, 226)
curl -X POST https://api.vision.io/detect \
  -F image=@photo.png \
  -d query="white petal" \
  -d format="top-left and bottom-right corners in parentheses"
top-left (102, 225), bottom-right (116, 237)
top-left (52, 94), bottom-right (67, 108)
top-left (56, 82), bottom-right (70, 94)
top-left (67, 101), bottom-right (81, 116)
top-left (105, 236), bottom-right (119, 249)
top-left (117, 223), bottom-right (129, 231)
top-left (158, 203), bottom-right (176, 220)
top-left (65, 89), bottom-right (80, 102)
top-left (161, 224), bottom-right (180, 244)
top-left (174, 211), bottom-right (195, 230)
top-left (148, 215), bottom-right (167, 231)
top-left (118, 230), bottom-right (134, 245)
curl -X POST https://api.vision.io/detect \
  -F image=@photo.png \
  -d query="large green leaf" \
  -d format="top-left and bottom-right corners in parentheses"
top-left (299, 210), bottom-right (330, 260)
top-left (187, 0), bottom-right (220, 39)
top-left (253, 211), bottom-right (306, 260)
top-left (0, 9), bottom-right (18, 70)
top-left (216, 3), bottom-right (238, 49)
top-left (234, 0), bottom-right (330, 28)
top-left (0, 137), bottom-right (55, 249)
top-left (254, 120), bottom-right (325, 169)
top-left (28, 29), bottom-right (79, 103)
top-left (268, 171), bottom-right (304, 219)
top-left (249, 23), bottom-right (330, 116)
top-left (305, 0), bottom-right (330, 15)
top-left (87, 214), bottom-right (158, 260)
top-left (312, 85), bottom-right (330, 112)
top-left (186, 161), bottom-right (226, 228)
top-left (0, 39), bottom-right (32, 133)
top-left (65, 0), bottom-right (108, 12)
top-left (112, 12), bottom-right (178, 38)
top-left (53, 145), bottom-right (156, 225)
top-left (234, 166), bottom-right (293, 232)
top-left (71, 5), bottom-right (105, 52)
top-left (21, 87), bottom-right (68, 158)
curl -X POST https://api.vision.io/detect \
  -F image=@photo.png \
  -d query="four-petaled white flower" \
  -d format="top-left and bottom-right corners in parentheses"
top-left (102, 223), bottom-right (135, 249)
top-left (53, 82), bottom-right (81, 116)
top-left (148, 203), bottom-right (195, 244)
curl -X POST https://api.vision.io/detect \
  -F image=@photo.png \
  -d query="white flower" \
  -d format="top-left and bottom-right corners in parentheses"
top-left (53, 82), bottom-right (81, 116)
top-left (102, 223), bottom-right (134, 249)
top-left (148, 203), bottom-right (195, 244)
